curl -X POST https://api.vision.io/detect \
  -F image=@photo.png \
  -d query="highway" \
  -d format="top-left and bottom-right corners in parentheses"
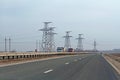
top-left (0, 54), bottom-right (119, 80)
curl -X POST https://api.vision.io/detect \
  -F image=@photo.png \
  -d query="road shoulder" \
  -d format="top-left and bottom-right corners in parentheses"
top-left (103, 54), bottom-right (120, 75)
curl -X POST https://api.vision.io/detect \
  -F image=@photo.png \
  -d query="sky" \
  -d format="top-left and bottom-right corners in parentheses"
top-left (0, 0), bottom-right (120, 51)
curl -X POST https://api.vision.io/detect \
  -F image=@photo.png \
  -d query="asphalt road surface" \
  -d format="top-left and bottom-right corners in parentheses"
top-left (0, 54), bottom-right (120, 80)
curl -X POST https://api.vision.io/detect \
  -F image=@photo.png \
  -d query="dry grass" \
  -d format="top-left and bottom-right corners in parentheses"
top-left (104, 53), bottom-right (120, 74)
top-left (106, 54), bottom-right (120, 63)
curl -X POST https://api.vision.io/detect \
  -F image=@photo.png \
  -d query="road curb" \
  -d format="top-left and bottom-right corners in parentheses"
top-left (103, 55), bottom-right (120, 75)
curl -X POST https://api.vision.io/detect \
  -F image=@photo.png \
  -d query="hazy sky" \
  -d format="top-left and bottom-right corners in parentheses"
top-left (0, 0), bottom-right (120, 51)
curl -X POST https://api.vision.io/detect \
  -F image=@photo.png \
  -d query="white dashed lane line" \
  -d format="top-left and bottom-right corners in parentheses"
top-left (44, 69), bottom-right (53, 74)
top-left (65, 62), bottom-right (69, 65)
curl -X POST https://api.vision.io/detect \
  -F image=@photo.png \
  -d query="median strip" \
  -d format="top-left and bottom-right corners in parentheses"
top-left (0, 55), bottom-right (79, 67)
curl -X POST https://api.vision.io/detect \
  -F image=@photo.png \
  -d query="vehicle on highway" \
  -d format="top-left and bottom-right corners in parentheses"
top-left (68, 48), bottom-right (74, 52)
top-left (57, 47), bottom-right (64, 52)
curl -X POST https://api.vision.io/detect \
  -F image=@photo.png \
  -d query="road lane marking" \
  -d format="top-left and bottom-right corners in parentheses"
top-left (65, 62), bottom-right (69, 65)
top-left (44, 69), bottom-right (53, 74)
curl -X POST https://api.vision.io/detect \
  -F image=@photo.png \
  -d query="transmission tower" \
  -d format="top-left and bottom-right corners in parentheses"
top-left (39, 22), bottom-right (56, 52)
top-left (5, 37), bottom-right (7, 52)
top-left (36, 40), bottom-right (38, 52)
top-left (93, 40), bottom-right (97, 51)
top-left (47, 27), bottom-right (57, 52)
top-left (39, 22), bottom-right (52, 52)
top-left (4, 37), bottom-right (11, 52)
top-left (76, 34), bottom-right (84, 51)
top-left (63, 31), bottom-right (72, 51)
top-left (9, 38), bottom-right (11, 52)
